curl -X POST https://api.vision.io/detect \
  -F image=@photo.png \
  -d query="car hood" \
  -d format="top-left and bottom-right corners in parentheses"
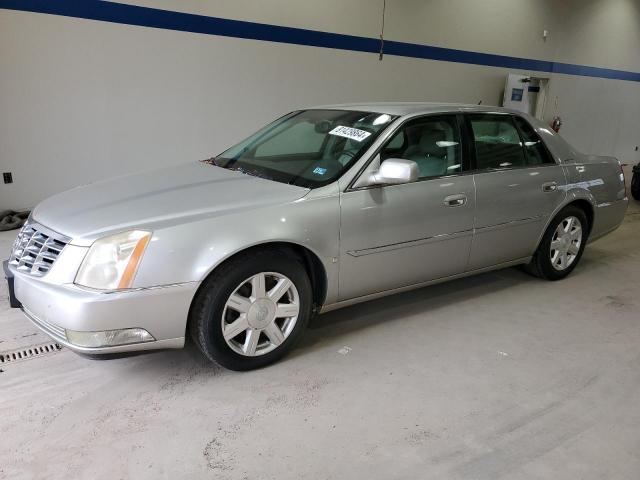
top-left (32, 162), bottom-right (310, 244)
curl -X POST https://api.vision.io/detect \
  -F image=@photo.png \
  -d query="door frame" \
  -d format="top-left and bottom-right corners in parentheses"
top-left (346, 111), bottom-right (562, 192)
top-left (461, 112), bottom-right (561, 172)
top-left (346, 113), bottom-right (474, 192)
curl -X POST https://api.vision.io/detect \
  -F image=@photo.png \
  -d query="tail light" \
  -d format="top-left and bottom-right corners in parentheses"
top-left (619, 162), bottom-right (627, 198)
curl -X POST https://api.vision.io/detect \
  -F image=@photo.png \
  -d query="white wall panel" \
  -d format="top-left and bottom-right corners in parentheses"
top-left (555, 0), bottom-right (640, 71)
top-left (0, 1), bottom-right (638, 210)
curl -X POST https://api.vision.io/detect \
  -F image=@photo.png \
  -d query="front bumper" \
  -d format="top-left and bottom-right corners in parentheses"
top-left (9, 264), bottom-right (198, 354)
top-left (3, 259), bottom-right (21, 308)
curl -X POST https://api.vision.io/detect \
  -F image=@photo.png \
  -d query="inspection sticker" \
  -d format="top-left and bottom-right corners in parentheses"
top-left (329, 126), bottom-right (372, 142)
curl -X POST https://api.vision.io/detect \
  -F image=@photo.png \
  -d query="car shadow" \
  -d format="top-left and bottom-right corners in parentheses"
top-left (292, 266), bottom-right (537, 358)
top-left (107, 244), bottom-right (624, 375)
top-left (116, 266), bottom-right (533, 375)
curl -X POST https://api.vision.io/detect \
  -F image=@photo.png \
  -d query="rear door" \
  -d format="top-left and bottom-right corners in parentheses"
top-left (467, 113), bottom-right (566, 270)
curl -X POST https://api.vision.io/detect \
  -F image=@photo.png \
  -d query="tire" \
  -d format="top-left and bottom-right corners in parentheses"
top-left (631, 169), bottom-right (640, 201)
top-left (189, 249), bottom-right (312, 371)
top-left (0, 213), bottom-right (24, 231)
top-left (0, 210), bottom-right (29, 231)
top-left (525, 205), bottom-right (589, 281)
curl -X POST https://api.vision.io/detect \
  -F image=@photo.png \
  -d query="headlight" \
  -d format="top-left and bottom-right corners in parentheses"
top-left (75, 230), bottom-right (151, 290)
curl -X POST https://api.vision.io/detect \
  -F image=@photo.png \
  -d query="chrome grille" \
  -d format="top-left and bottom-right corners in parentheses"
top-left (9, 221), bottom-right (70, 277)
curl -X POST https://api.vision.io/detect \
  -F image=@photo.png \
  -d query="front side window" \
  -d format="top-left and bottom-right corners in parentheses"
top-left (380, 115), bottom-right (462, 179)
top-left (514, 116), bottom-right (555, 165)
top-left (469, 114), bottom-right (526, 170)
top-left (213, 109), bottom-right (396, 188)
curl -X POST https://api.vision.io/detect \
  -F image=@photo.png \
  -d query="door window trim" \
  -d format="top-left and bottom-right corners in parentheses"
top-left (464, 112), bottom-right (527, 171)
top-left (512, 115), bottom-right (557, 166)
top-left (347, 112), bottom-right (471, 192)
top-left (463, 112), bottom-right (559, 173)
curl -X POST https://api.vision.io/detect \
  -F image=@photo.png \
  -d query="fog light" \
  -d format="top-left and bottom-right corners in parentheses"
top-left (65, 328), bottom-right (155, 348)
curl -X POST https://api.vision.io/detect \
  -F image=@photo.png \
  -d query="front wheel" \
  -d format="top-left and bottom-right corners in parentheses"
top-left (525, 206), bottom-right (588, 280)
top-left (189, 250), bottom-right (312, 371)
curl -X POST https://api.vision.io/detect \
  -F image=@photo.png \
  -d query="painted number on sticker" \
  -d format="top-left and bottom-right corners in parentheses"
top-left (329, 126), bottom-right (372, 142)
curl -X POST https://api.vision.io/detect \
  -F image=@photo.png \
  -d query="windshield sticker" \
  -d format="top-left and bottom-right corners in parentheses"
top-left (329, 126), bottom-right (372, 142)
top-left (312, 167), bottom-right (327, 175)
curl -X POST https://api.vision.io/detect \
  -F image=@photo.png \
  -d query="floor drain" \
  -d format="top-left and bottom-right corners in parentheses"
top-left (0, 342), bottom-right (63, 364)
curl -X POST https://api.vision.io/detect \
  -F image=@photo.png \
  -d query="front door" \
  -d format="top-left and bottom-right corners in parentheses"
top-left (467, 113), bottom-right (567, 270)
top-left (338, 114), bottom-right (476, 301)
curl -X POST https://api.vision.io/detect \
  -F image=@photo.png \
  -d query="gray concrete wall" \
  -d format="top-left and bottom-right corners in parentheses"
top-left (1, 0), bottom-right (639, 210)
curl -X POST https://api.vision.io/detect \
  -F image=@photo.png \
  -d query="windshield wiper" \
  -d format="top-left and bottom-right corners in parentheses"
top-left (227, 165), bottom-right (274, 181)
top-left (201, 157), bottom-right (219, 166)
top-left (202, 157), bottom-right (275, 182)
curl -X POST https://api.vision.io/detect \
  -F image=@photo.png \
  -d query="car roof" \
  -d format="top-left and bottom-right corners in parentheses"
top-left (314, 102), bottom-right (522, 117)
top-left (315, 102), bottom-right (580, 164)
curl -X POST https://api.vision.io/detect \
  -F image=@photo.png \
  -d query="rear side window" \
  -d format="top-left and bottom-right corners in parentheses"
top-left (514, 116), bottom-right (555, 165)
top-left (469, 115), bottom-right (526, 170)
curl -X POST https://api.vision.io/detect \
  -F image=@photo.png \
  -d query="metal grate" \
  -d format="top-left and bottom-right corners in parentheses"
top-left (0, 342), bottom-right (63, 364)
top-left (9, 221), bottom-right (70, 277)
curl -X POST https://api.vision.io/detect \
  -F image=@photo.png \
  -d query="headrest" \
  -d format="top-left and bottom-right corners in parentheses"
top-left (419, 127), bottom-right (446, 156)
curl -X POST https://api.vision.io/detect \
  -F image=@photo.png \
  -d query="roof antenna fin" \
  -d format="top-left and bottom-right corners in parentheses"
top-left (379, 0), bottom-right (386, 61)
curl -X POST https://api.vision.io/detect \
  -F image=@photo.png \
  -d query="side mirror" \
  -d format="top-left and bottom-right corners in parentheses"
top-left (368, 158), bottom-right (419, 186)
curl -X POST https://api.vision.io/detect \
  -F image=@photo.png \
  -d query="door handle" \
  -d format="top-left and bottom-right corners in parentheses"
top-left (443, 194), bottom-right (467, 207)
top-left (576, 165), bottom-right (586, 173)
top-left (542, 181), bottom-right (558, 192)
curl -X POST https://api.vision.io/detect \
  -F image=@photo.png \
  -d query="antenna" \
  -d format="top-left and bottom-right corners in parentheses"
top-left (379, 0), bottom-right (386, 60)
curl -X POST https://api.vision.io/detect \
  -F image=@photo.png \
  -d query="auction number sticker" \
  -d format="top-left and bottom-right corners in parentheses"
top-left (329, 126), bottom-right (372, 142)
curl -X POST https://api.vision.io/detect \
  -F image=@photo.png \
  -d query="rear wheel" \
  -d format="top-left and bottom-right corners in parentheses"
top-left (525, 205), bottom-right (588, 280)
top-left (189, 250), bottom-right (312, 370)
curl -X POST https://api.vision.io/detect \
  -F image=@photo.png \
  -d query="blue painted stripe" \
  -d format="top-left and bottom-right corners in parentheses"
top-left (2, 0), bottom-right (639, 83)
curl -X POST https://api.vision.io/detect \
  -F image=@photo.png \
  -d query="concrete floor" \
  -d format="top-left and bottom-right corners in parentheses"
top-left (1, 198), bottom-right (639, 480)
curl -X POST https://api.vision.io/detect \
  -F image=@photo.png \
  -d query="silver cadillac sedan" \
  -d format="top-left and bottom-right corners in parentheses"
top-left (5, 103), bottom-right (628, 370)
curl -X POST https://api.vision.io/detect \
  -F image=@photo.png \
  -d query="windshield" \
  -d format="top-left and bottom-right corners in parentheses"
top-left (211, 109), bottom-right (396, 188)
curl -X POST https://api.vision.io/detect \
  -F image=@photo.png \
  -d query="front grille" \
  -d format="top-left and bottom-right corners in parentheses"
top-left (9, 221), bottom-right (70, 277)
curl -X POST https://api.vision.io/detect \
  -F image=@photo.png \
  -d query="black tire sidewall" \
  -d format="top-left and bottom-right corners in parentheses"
top-left (191, 251), bottom-right (312, 371)
top-left (536, 206), bottom-right (588, 280)
top-left (631, 172), bottom-right (640, 201)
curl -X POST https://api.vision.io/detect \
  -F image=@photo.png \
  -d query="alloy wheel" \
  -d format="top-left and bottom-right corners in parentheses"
top-left (550, 215), bottom-right (583, 271)
top-left (221, 272), bottom-right (300, 356)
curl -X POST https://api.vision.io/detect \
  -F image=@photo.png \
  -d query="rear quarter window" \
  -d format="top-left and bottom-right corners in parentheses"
top-left (514, 116), bottom-right (556, 165)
